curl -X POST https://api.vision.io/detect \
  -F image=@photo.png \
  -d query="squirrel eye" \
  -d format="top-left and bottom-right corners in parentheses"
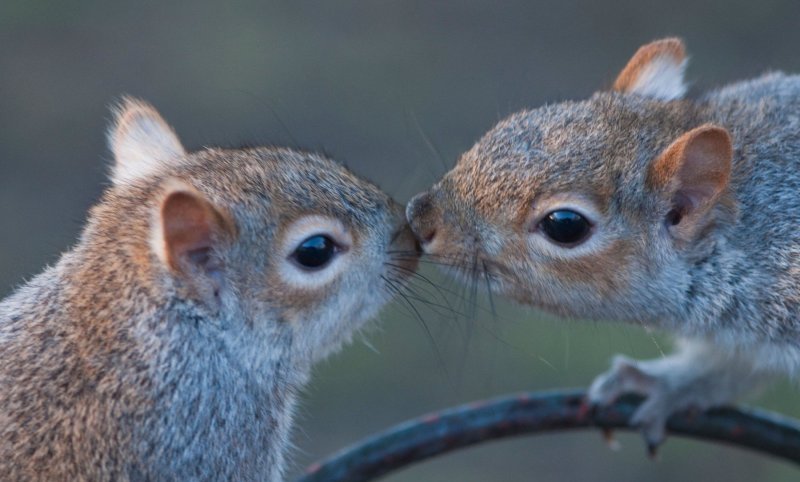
top-left (539, 210), bottom-right (592, 246)
top-left (291, 235), bottom-right (338, 270)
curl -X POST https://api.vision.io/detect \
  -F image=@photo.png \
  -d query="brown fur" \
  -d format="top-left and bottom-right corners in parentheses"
top-left (407, 37), bottom-right (800, 447)
top-left (1, 99), bottom-right (418, 480)
top-left (613, 37), bottom-right (685, 93)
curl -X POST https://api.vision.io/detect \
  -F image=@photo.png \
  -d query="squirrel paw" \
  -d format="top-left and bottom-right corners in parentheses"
top-left (588, 354), bottom-right (698, 453)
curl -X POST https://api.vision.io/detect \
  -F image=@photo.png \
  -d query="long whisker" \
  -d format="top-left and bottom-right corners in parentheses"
top-left (385, 262), bottom-right (458, 309)
top-left (468, 253), bottom-right (481, 322)
top-left (386, 252), bottom-right (464, 264)
top-left (408, 109), bottom-right (450, 174)
top-left (388, 249), bottom-right (531, 343)
top-left (482, 260), bottom-right (497, 319)
top-left (390, 276), bottom-right (466, 322)
top-left (391, 258), bottom-right (465, 270)
top-left (381, 275), bottom-right (450, 377)
top-left (386, 250), bottom-right (459, 259)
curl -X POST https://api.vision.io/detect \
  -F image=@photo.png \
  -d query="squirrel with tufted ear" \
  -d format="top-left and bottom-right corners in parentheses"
top-left (0, 97), bottom-right (419, 481)
top-left (407, 38), bottom-right (800, 452)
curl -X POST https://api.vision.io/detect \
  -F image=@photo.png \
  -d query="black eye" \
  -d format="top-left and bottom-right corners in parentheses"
top-left (539, 210), bottom-right (592, 246)
top-left (292, 235), bottom-right (338, 270)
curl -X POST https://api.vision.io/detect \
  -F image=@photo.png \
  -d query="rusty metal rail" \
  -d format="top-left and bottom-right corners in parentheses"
top-left (296, 389), bottom-right (800, 482)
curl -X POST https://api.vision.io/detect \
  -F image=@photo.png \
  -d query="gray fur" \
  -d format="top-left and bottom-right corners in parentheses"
top-left (407, 40), bottom-right (800, 446)
top-left (0, 101), bottom-right (418, 480)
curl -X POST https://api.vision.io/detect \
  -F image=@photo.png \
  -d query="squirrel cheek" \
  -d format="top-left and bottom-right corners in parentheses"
top-left (266, 277), bottom-right (331, 324)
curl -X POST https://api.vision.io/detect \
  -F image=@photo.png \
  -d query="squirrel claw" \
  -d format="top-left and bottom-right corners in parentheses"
top-left (631, 405), bottom-right (668, 450)
top-left (637, 417), bottom-right (667, 460)
top-left (589, 354), bottom-right (673, 458)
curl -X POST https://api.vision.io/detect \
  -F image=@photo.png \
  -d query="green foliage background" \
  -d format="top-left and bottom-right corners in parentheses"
top-left (1, 2), bottom-right (799, 480)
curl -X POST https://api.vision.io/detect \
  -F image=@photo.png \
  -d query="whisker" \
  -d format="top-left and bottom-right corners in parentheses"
top-left (386, 250), bottom-right (461, 261)
top-left (407, 109), bottom-right (450, 174)
top-left (389, 278), bottom-right (453, 315)
top-left (386, 252), bottom-right (463, 264)
top-left (467, 253), bottom-right (481, 322)
top-left (385, 262), bottom-right (458, 307)
top-left (393, 278), bottom-right (466, 321)
top-left (482, 260), bottom-right (497, 319)
top-left (390, 258), bottom-right (464, 270)
top-left (381, 275), bottom-right (450, 377)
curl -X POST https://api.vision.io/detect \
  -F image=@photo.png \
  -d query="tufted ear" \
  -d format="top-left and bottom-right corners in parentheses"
top-left (613, 38), bottom-right (688, 101)
top-left (107, 97), bottom-right (186, 185)
top-left (647, 125), bottom-right (732, 240)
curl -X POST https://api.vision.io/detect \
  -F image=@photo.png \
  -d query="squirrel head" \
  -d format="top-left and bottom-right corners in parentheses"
top-left (406, 38), bottom-right (734, 322)
top-left (80, 97), bottom-right (418, 365)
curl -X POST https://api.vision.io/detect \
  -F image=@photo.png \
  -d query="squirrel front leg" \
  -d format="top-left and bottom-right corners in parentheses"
top-left (588, 338), bottom-right (770, 452)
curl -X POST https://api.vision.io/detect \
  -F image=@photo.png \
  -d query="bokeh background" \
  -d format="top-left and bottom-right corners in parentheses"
top-left (3, 1), bottom-right (800, 480)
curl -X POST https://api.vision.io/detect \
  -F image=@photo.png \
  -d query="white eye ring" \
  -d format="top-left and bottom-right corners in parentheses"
top-left (536, 208), bottom-right (594, 246)
top-left (526, 195), bottom-right (604, 259)
top-left (278, 215), bottom-right (352, 289)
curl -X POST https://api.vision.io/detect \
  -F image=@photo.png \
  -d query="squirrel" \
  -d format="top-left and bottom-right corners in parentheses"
top-left (406, 38), bottom-right (800, 450)
top-left (0, 97), bottom-right (419, 480)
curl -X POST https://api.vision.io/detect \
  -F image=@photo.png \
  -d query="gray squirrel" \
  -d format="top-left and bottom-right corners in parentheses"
top-left (0, 98), bottom-right (419, 480)
top-left (406, 38), bottom-right (799, 449)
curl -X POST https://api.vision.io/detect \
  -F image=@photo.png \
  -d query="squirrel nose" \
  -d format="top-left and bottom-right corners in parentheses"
top-left (406, 192), bottom-right (438, 247)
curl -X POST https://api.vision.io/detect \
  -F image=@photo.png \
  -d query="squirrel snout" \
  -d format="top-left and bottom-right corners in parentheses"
top-left (406, 192), bottom-right (438, 249)
top-left (388, 221), bottom-right (421, 273)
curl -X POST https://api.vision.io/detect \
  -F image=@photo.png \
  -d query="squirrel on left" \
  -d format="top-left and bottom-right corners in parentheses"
top-left (0, 98), bottom-right (419, 481)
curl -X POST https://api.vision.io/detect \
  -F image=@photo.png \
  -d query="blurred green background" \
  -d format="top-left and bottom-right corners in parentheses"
top-left (2, 1), bottom-right (800, 480)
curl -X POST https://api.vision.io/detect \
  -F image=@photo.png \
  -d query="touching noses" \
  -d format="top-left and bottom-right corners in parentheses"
top-left (405, 191), bottom-right (438, 249)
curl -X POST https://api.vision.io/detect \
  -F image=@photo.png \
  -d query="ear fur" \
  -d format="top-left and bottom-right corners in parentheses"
top-left (152, 181), bottom-right (236, 307)
top-left (108, 97), bottom-right (186, 186)
top-left (153, 181), bottom-right (235, 272)
top-left (647, 124), bottom-right (732, 240)
top-left (613, 38), bottom-right (687, 100)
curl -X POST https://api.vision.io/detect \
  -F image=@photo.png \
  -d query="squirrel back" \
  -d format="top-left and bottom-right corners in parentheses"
top-left (0, 98), bottom-right (418, 480)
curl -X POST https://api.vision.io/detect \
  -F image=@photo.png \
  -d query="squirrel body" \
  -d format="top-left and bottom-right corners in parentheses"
top-left (0, 99), bottom-right (417, 480)
top-left (407, 39), bottom-right (800, 446)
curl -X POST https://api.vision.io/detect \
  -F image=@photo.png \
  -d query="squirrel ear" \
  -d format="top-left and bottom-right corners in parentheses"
top-left (153, 181), bottom-right (236, 277)
top-left (613, 38), bottom-right (687, 100)
top-left (108, 97), bottom-right (186, 186)
top-left (647, 124), bottom-right (732, 239)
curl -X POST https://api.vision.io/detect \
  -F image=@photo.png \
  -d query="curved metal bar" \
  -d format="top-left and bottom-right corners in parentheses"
top-left (296, 389), bottom-right (800, 482)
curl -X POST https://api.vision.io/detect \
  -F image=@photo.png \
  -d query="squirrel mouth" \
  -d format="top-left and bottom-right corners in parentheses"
top-left (387, 223), bottom-right (421, 274)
